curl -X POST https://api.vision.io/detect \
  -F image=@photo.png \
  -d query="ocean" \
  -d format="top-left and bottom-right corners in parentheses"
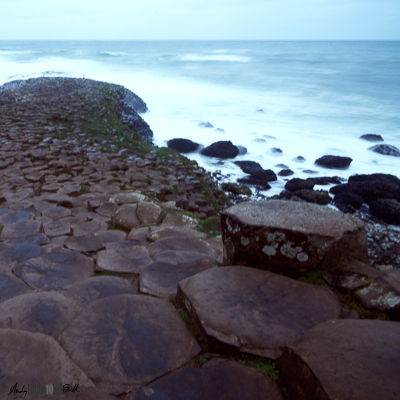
top-left (0, 40), bottom-right (399, 196)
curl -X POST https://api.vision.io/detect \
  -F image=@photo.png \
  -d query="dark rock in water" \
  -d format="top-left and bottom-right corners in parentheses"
top-left (360, 134), bottom-right (384, 142)
top-left (221, 182), bottom-right (252, 196)
top-left (200, 141), bottom-right (239, 159)
top-left (334, 192), bottom-right (364, 213)
top-left (275, 164), bottom-right (289, 168)
top-left (303, 169), bottom-right (318, 174)
top-left (257, 109), bottom-right (264, 112)
top-left (251, 169), bottom-right (277, 182)
top-left (293, 156), bottom-right (306, 163)
top-left (369, 144), bottom-right (400, 157)
top-left (252, 138), bottom-right (267, 143)
top-left (285, 178), bottom-right (315, 192)
top-left (370, 198), bottom-right (400, 224)
top-left (215, 128), bottom-right (225, 132)
top-left (198, 121), bottom-right (214, 128)
top-left (237, 146), bottom-right (247, 155)
top-left (270, 147), bottom-right (282, 154)
top-left (349, 173), bottom-right (400, 185)
top-left (307, 176), bottom-right (343, 185)
top-left (315, 155), bottom-right (353, 169)
top-left (234, 161), bottom-right (263, 175)
top-left (295, 189), bottom-right (331, 205)
top-left (237, 176), bottom-right (271, 191)
top-left (167, 138), bottom-right (200, 154)
top-left (278, 169), bottom-right (294, 177)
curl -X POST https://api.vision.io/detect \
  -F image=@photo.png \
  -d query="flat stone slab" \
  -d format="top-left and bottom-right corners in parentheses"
top-left (96, 246), bottom-right (153, 273)
top-left (111, 204), bottom-right (140, 230)
top-left (62, 276), bottom-right (137, 308)
top-left (59, 294), bottom-right (200, 395)
top-left (0, 209), bottom-right (34, 225)
top-left (1, 219), bottom-right (43, 240)
top-left (162, 213), bottom-right (199, 229)
top-left (140, 258), bottom-right (218, 298)
top-left (0, 329), bottom-right (94, 396)
top-left (110, 192), bottom-right (148, 205)
top-left (72, 220), bottom-right (108, 236)
top-left (0, 271), bottom-right (32, 303)
top-left (177, 266), bottom-right (341, 359)
top-left (147, 226), bottom-right (207, 242)
top-left (136, 201), bottom-right (163, 225)
top-left (100, 229), bottom-right (127, 243)
top-left (96, 201), bottom-right (118, 217)
top-left (44, 219), bottom-right (71, 237)
top-left (221, 200), bottom-right (368, 276)
top-left (278, 319), bottom-right (400, 400)
top-left (14, 249), bottom-right (94, 290)
top-left (148, 237), bottom-right (217, 259)
top-left (134, 360), bottom-right (284, 400)
top-left (0, 242), bottom-right (43, 272)
top-left (0, 291), bottom-right (80, 338)
top-left (64, 233), bottom-right (105, 253)
top-left (42, 206), bottom-right (72, 220)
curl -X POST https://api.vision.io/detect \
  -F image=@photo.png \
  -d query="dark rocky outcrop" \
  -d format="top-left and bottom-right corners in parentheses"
top-left (369, 198), bottom-right (400, 225)
top-left (360, 134), bottom-right (384, 142)
top-left (221, 182), bottom-right (252, 196)
top-left (200, 141), bottom-right (239, 159)
top-left (369, 144), bottom-right (400, 157)
top-left (293, 156), bottom-right (306, 162)
top-left (167, 138), bottom-right (200, 153)
top-left (285, 178), bottom-right (315, 192)
top-left (237, 169), bottom-right (277, 191)
top-left (233, 161), bottom-right (263, 175)
top-left (198, 121), bottom-right (214, 128)
top-left (278, 169), bottom-right (294, 177)
top-left (315, 155), bottom-right (353, 169)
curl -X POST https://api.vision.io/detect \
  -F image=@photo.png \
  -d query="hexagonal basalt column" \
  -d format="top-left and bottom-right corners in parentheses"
top-left (221, 200), bottom-right (367, 276)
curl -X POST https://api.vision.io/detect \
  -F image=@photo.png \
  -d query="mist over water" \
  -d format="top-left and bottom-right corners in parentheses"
top-left (1, 40), bottom-right (399, 196)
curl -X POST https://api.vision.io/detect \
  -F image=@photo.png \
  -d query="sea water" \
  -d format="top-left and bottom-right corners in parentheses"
top-left (0, 40), bottom-right (399, 196)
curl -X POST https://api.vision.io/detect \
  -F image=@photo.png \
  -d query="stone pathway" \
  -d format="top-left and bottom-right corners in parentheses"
top-left (0, 77), bottom-right (399, 400)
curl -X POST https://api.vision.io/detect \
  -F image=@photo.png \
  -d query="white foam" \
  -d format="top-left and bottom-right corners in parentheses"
top-left (178, 54), bottom-right (251, 62)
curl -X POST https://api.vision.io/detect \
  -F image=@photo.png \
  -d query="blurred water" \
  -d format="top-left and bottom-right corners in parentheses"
top-left (0, 40), bottom-right (399, 196)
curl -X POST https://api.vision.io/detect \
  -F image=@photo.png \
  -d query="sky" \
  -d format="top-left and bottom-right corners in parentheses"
top-left (1, 0), bottom-right (399, 40)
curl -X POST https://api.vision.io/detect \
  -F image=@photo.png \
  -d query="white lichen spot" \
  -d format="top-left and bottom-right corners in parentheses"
top-left (241, 237), bottom-right (250, 246)
top-left (226, 218), bottom-right (233, 232)
top-left (371, 293), bottom-right (400, 308)
top-left (297, 252), bottom-right (309, 262)
top-left (280, 242), bottom-right (303, 260)
top-left (266, 231), bottom-right (286, 242)
top-left (262, 245), bottom-right (277, 256)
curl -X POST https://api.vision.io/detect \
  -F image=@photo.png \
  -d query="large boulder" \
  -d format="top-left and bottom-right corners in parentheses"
top-left (234, 161), bottom-right (263, 175)
top-left (360, 134), bottom-right (384, 142)
top-left (200, 141), bottom-right (239, 159)
top-left (315, 155), bottom-right (352, 169)
top-left (369, 198), bottom-right (400, 225)
top-left (167, 138), bottom-right (200, 153)
top-left (369, 144), bottom-right (400, 157)
top-left (278, 319), bottom-right (400, 400)
top-left (221, 200), bottom-right (368, 276)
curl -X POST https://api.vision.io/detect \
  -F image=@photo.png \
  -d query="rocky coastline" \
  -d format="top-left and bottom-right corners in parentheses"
top-left (0, 77), bottom-right (399, 400)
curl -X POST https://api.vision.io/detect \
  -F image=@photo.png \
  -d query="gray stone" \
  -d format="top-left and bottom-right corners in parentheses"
top-left (14, 249), bottom-right (94, 290)
top-left (0, 329), bottom-right (94, 396)
top-left (96, 246), bottom-right (153, 273)
top-left (44, 219), bottom-right (71, 238)
top-left (134, 360), bottom-right (283, 400)
top-left (0, 291), bottom-right (80, 338)
top-left (64, 233), bottom-right (105, 253)
top-left (62, 276), bottom-right (137, 307)
top-left (162, 213), bottom-right (199, 229)
top-left (148, 237), bottom-right (217, 259)
top-left (111, 204), bottom-right (140, 230)
top-left (100, 230), bottom-right (127, 243)
top-left (137, 201), bottom-right (163, 225)
top-left (0, 209), bottom-right (34, 225)
top-left (59, 295), bottom-right (200, 395)
top-left (1, 219), bottom-right (43, 240)
top-left (277, 319), bottom-right (400, 400)
top-left (72, 220), bottom-right (108, 236)
top-left (140, 258), bottom-right (218, 298)
top-left (0, 271), bottom-right (32, 303)
top-left (0, 242), bottom-right (43, 272)
top-left (221, 200), bottom-right (368, 276)
top-left (42, 206), bottom-right (72, 220)
top-left (96, 201), bottom-right (118, 217)
top-left (177, 266), bottom-right (341, 359)
top-left (147, 226), bottom-right (207, 242)
top-left (152, 250), bottom-right (217, 265)
top-left (110, 192), bottom-right (148, 205)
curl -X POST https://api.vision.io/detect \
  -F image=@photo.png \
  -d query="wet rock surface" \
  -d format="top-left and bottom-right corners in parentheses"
top-left (1, 77), bottom-right (399, 400)
top-left (178, 266), bottom-right (341, 359)
top-left (278, 320), bottom-right (400, 400)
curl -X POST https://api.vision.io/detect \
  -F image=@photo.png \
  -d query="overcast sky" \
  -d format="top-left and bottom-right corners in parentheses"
top-left (1, 0), bottom-right (399, 40)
